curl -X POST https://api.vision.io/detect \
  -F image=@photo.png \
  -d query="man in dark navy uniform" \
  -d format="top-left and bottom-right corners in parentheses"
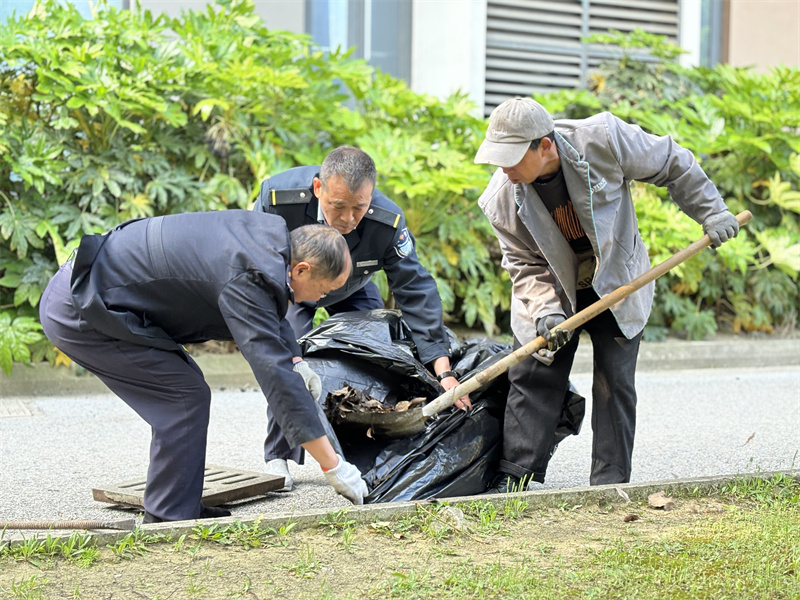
top-left (39, 211), bottom-right (368, 522)
top-left (254, 146), bottom-right (470, 490)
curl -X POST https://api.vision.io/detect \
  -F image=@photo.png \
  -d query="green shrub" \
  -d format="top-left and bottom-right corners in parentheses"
top-left (0, 0), bottom-right (499, 374)
top-left (1, 9), bottom-right (797, 375)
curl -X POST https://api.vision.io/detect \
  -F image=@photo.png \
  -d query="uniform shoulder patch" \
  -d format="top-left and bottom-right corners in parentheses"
top-left (364, 204), bottom-right (401, 228)
top-left (270, 188), bottom-right (313, 206)
top-left (394, 227), bottom-right (414, 258)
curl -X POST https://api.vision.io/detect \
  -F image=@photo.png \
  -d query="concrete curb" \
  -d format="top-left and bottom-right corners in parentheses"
top-left (3, 470), bottom-right (797, 548)
top-left (2, 335), bottom-right (797, 397)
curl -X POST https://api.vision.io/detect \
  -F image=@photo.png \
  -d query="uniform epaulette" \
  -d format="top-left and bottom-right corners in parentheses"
top-left (268, 188), bottom-right (313, 206)
top-left (364, 204), bottom-right (401, 229)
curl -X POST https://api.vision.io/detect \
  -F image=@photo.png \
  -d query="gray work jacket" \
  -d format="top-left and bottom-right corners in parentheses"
top-left (479, 112), bottom-right (727, 357)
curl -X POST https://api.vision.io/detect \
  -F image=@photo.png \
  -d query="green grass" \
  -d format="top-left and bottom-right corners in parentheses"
top-left (365, 474), bottom-right (800, 600)
top-left (1, 474), bottom-right (797, 600)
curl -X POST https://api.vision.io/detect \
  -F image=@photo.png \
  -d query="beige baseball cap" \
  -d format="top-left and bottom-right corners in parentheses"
top-left (474, 97), bottom-right (555, 168)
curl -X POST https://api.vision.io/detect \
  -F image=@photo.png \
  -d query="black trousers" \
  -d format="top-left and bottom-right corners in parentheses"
top-left (500, 288), bottom-right (642, 485)
top-left (263, 281), bottom-right (384, 464)
top-left (40, 263), bottom-right (212, 521)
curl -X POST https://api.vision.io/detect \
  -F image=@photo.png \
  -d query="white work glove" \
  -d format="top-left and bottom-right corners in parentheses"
top-left (536, 314), bottom-right (572, 354)
top-left (293, 360), bottom-right (322, 402)
top-left (702, 210), bottom-right (739, 248)
top-left (323, 454), bottom-right (368, 505)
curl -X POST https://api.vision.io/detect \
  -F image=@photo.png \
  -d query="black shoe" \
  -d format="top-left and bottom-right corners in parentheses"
top-left (142, 511), bottom-right (163, 524)
top-left (199, 504), bottom-right (232, 519)
top-left (484, 473), bottom-right (523, 495)
top-left (142, 504), bottom-right (231, 523)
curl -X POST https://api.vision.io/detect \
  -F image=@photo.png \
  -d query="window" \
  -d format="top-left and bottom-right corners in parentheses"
top-left (699, 0), bottom-right (723, 66)
top-left (307, 0), bottom-right (411, 82)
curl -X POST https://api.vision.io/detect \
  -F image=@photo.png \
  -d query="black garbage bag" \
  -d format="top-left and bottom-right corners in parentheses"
top-left (364, 401), bottom-right (502, 502)
top-left (363, 376), bottom-right (585, 503)
top-left (299, 309), bottom-right (449, 408)
top-left (297, 309), bottom-right (585, 502)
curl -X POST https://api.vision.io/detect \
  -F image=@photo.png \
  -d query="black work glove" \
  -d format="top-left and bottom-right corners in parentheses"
top-left (536, 314), bottom-right (572, 353)
top-left (702, 210), bottom-right (739, 248)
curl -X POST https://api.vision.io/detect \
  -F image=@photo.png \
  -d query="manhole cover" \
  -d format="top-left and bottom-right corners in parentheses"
top-left (92, 465), bottom-right (284, 508)
top-left (0, 399), bottom-right (40, 418)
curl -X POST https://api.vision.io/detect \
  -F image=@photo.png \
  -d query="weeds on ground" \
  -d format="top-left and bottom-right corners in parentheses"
top-left (723, 471), bottom-right (800, 505)
top-left (574, 475), bottom-right (800, 599)
top-left (0, 532), bottom-right (99, 568)
top-left (107, 529), bottom-right (167, 560)
top-left (319, 509), bottom-right (356, 535)
top-left (3, 574), bottom-right (49, 600)
top-left (188, 516), bottom-right (296, 549)
top-left (1, 474), bottom-right (797, 600)
top-left (368, 473), bottom-right (800, 600)
top-left (284, 543), bottom-right (319, 579)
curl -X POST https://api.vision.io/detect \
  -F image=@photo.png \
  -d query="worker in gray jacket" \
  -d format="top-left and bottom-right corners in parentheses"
top-left (475, 97), bottom-right (739, 492)
top-left (254, 146), bottom-right (469, 490)
top-left (39, 211), bottom-right (368, 522)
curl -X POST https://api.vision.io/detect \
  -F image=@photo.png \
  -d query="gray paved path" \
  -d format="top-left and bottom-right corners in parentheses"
top-left (1, 365), bottom-right (797, 524)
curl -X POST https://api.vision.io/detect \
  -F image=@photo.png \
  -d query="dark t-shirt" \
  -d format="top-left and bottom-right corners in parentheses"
top-left (533, 169), bottom-right (595, 289)
top-left (533, 168), bottom-right (592, 255)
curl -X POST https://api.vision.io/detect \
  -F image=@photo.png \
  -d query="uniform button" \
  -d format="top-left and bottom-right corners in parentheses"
top-left (364, 270), bottom-right (369, 275)
top-left (300, 192), bottom-right (306, 198)
top-left (368, 209), bottom-right (374, 214)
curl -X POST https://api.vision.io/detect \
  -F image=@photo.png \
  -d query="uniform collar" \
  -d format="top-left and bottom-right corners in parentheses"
top-left (285, 265), bottom-right (295, 304)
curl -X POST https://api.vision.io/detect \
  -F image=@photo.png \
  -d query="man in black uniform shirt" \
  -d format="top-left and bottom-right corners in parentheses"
top-left (39, 211), bottom-right (368, 522)
top-left (254, 146), bottom-right (470, 490)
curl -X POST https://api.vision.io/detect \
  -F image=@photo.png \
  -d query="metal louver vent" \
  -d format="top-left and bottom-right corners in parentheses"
top-left (484, 0), bottom-right (680, 115)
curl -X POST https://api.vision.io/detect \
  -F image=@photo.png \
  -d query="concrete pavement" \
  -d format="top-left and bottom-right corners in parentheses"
top-left (2, 333), bottom-right (798, 397)
top-left (0, 333), bottom-right (797, 541)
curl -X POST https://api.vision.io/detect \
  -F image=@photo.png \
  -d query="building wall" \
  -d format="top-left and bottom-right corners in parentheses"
top-left (679, 0), bottom-right (703, 67)
top-left (410, 0), bottom-right (487, 112)
top-left (726, 0), bottom-right (800, 70)
top-left (137, 0), bottom-right (305, 32)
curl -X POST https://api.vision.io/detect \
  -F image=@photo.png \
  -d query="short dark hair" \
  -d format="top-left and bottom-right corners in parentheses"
top-left (290, 224), bottom-right (350, 281)
top-left (319, 146), bottom-right (376, 194)
top-left (529, 132), bottom-right (556, 151)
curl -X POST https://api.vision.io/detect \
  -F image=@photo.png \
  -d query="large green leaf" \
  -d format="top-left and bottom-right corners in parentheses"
top-left (0, 313), bottom-right (43, 375)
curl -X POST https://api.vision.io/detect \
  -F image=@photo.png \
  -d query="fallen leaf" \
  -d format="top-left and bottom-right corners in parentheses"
top-left (369, 521), bottom-right (393, 529)
top-left (648, 491), bottom-right (676, 511)
top-left (623, 514), bottom-right (639, 523)
top-left (395, 401), bottom-right (411, 413)
top-left (616, 487), bottom-right (631, 503)
top-left (366, 427), bottom-right (374, 439)
top-left (742, 432), bottom-right (755, 446)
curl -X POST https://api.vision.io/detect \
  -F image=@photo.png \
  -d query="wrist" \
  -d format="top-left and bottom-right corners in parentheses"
top-left (320, 455), bottom-right (340, 472)
top-left (436, 370), bottom-right (458, 382)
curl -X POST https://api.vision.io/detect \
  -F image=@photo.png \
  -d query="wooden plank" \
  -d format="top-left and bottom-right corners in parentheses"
top-left (92, 465), bottom-right (285, 508)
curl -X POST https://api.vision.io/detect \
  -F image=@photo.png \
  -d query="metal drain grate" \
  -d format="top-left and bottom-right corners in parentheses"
top-left (0, 399), bottom-right (40, 418)
top-left (92, 465), bottom-right (284, 508)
